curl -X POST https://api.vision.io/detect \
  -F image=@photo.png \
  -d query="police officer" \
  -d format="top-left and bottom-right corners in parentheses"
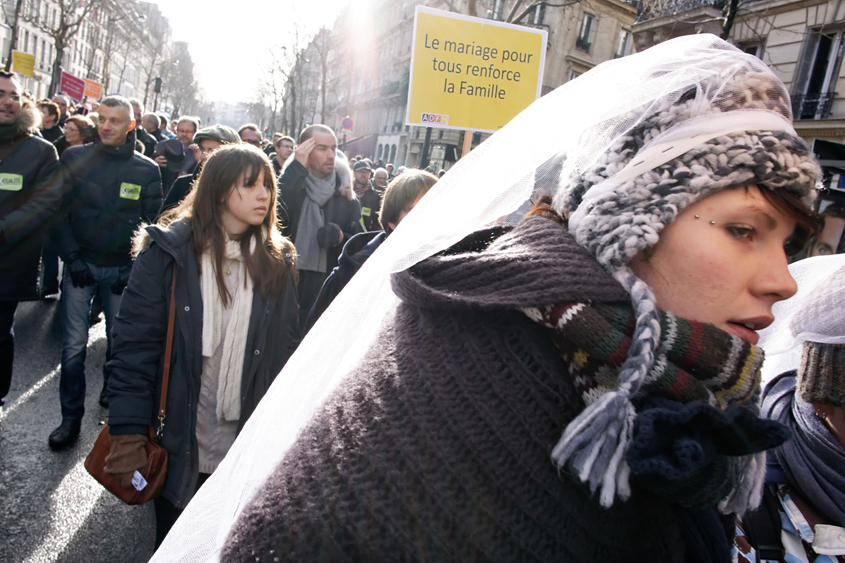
top-left (0, 71), bottom-right (63, 411)
top-left (49, 95), bottom-right (162, 449)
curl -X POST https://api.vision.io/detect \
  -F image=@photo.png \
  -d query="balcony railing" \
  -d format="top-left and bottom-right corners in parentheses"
top-left (792, 93), bottom-right (835, 120)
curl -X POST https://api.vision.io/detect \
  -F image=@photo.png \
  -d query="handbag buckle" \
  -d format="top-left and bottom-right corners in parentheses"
top-left (156, 416), bottom-right (165, 440)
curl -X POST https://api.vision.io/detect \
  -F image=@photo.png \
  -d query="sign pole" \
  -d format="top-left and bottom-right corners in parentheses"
top-left (461, 130), bottom-right (472, 159)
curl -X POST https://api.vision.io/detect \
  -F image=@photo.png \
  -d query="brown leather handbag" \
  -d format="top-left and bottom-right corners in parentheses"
top-left (85, 266), bottom-right (177, 505)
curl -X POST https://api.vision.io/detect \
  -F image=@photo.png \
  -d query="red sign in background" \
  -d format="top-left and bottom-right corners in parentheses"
top-left (60, 71), bottom-right (85, 101)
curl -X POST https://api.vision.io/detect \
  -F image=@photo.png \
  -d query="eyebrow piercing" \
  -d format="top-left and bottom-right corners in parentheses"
top-left (694, 215), bottom-right (700, 218)
top-left (710, 221), bottom-right (716, 225)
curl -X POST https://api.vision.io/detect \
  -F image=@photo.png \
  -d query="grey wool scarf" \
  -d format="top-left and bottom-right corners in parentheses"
top-left (763, 372), bottom-right (845, 526)
top-left (295, 170), bottom-right (336, 272)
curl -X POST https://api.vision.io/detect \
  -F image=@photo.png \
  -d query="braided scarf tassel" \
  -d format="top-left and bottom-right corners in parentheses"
top-left (550, 268), bottom-right (661, 507)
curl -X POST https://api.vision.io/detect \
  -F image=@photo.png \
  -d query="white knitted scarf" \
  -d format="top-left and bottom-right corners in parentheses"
top-left (200, 237), bottom-right (254, 422)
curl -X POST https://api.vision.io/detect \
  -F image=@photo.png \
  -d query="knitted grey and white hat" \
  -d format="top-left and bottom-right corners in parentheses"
top-left (548, 60), bottom-right (821, 511)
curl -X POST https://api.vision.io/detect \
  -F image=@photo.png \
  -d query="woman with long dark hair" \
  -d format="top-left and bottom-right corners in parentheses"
top-left (103, 144), bottom-right (300, 547)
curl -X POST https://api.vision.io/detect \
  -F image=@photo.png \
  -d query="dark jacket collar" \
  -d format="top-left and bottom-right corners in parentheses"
top-left (94, 129), bottom-right (137, 159)
top-left (391, 216), bottom-right (630, 310)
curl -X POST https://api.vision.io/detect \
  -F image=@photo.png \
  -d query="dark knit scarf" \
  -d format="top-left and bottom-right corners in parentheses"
top-left (352, 179), bottom-right (370, 197)
top-left (523, 303), bottom-right (789, 508)
top-left (763, 372), bottom-right (845, 526)
top-left (523, 303), bottom-right (764, 408)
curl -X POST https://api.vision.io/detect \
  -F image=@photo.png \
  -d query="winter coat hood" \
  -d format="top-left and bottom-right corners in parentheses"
top-left (392, 216), bottom-right (630, 311)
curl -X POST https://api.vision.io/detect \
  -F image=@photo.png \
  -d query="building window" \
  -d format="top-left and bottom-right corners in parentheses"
top-left (576, 13), bottom-right (596, 53)
top-left (23, 31), bottom-right (29, 53)
top-left (738, 40), bottom-right (765, 60)
top-left (614, 29), bottom-right (632, 58)
top-left (568, 69), bottom-right (582, 82)
top-left (793, 29), bottom-right (845, 120)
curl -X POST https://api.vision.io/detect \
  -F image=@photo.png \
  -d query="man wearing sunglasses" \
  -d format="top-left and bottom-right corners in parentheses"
top-left (238, 123), bottom-right (263, 147)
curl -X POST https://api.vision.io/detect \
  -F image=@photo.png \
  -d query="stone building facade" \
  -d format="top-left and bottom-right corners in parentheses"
top-left (634, 0), bottom-right (845, 145)
top-left (0, 0), bottom-right (182, 109)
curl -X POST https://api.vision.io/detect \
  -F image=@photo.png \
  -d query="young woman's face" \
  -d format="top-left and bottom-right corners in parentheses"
top-left (220, 168), bottom-right (271, 236)
top-left (630, 185), bottom-right (799, 345)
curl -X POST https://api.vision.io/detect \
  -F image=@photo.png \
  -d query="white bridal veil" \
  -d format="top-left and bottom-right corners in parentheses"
top-left (152, 35), bottom-right (801, 561)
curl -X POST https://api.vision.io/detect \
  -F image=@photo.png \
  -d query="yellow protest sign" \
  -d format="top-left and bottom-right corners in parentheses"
top-left (12, 51), bottom-right (35, 77)
top-left (406, 6), bottom-right (547, 133)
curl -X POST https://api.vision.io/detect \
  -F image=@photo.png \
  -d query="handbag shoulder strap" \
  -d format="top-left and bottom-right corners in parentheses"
top-left (743, 484), bottom-right (785, 563)
top-left (156, 264), bottom-right (177, 439)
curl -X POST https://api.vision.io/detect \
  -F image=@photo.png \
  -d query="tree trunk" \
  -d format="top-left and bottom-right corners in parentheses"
top-left (290, 86), bottom-right (297, 137)
top-left (720, 0), bottom-right (740, 40)
top-left (4, 0), bottom-right (26, 72)
top-left (49, 42), bottom-right (66, 97)
top-left (320, 62), bottom-right (327, 124)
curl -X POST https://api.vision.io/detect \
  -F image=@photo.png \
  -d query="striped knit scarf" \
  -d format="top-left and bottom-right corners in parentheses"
top-left (523, 302), bottom-right (775, 511)
top-left (524, 303), bottom-right (763, 409)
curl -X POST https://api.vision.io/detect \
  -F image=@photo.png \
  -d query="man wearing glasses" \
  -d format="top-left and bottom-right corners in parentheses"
top-left (0, 71), bottom-right (63, 415)
top-left (155, 117), bottom-right (199, 192)
top-left (238, 123), bottom-right (263, 147)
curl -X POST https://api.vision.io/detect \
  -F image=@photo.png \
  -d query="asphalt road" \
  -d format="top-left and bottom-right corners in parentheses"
top-left (0, 297), bottom-right (156, 563)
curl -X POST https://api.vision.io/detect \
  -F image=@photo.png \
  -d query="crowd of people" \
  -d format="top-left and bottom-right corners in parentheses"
top-left (0, 69), bottom-right (437, 546)
top-left (2, 33), bottom-right (845, 563)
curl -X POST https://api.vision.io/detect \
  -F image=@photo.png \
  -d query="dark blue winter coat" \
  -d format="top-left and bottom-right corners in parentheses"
top-left (304, 230), bottom-right (385, 333)
top-left (0, 133), bottom-right (62, 301)
top-left (53, 130), bottom-right (162, 267)
top-left (106, 219), bottom-right (300, 508)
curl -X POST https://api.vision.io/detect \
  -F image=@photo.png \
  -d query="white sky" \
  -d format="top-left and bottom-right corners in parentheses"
top-left (152, 0), bottom-right (353, 104)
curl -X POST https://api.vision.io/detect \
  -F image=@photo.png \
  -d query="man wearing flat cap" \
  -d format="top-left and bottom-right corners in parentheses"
top-left (351, 160), bottom-right (382, 232)
top-left (158, 124), bottom-right (240, 217)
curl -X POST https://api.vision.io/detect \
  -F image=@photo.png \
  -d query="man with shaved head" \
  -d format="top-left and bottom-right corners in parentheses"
top-left (49, 95), bottom-right (162, 450)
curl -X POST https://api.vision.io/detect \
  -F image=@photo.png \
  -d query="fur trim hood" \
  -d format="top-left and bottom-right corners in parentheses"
top-left (335, 155), bottom-right (354, 201)
top-left (7, 99), bottom-right (41, 137)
